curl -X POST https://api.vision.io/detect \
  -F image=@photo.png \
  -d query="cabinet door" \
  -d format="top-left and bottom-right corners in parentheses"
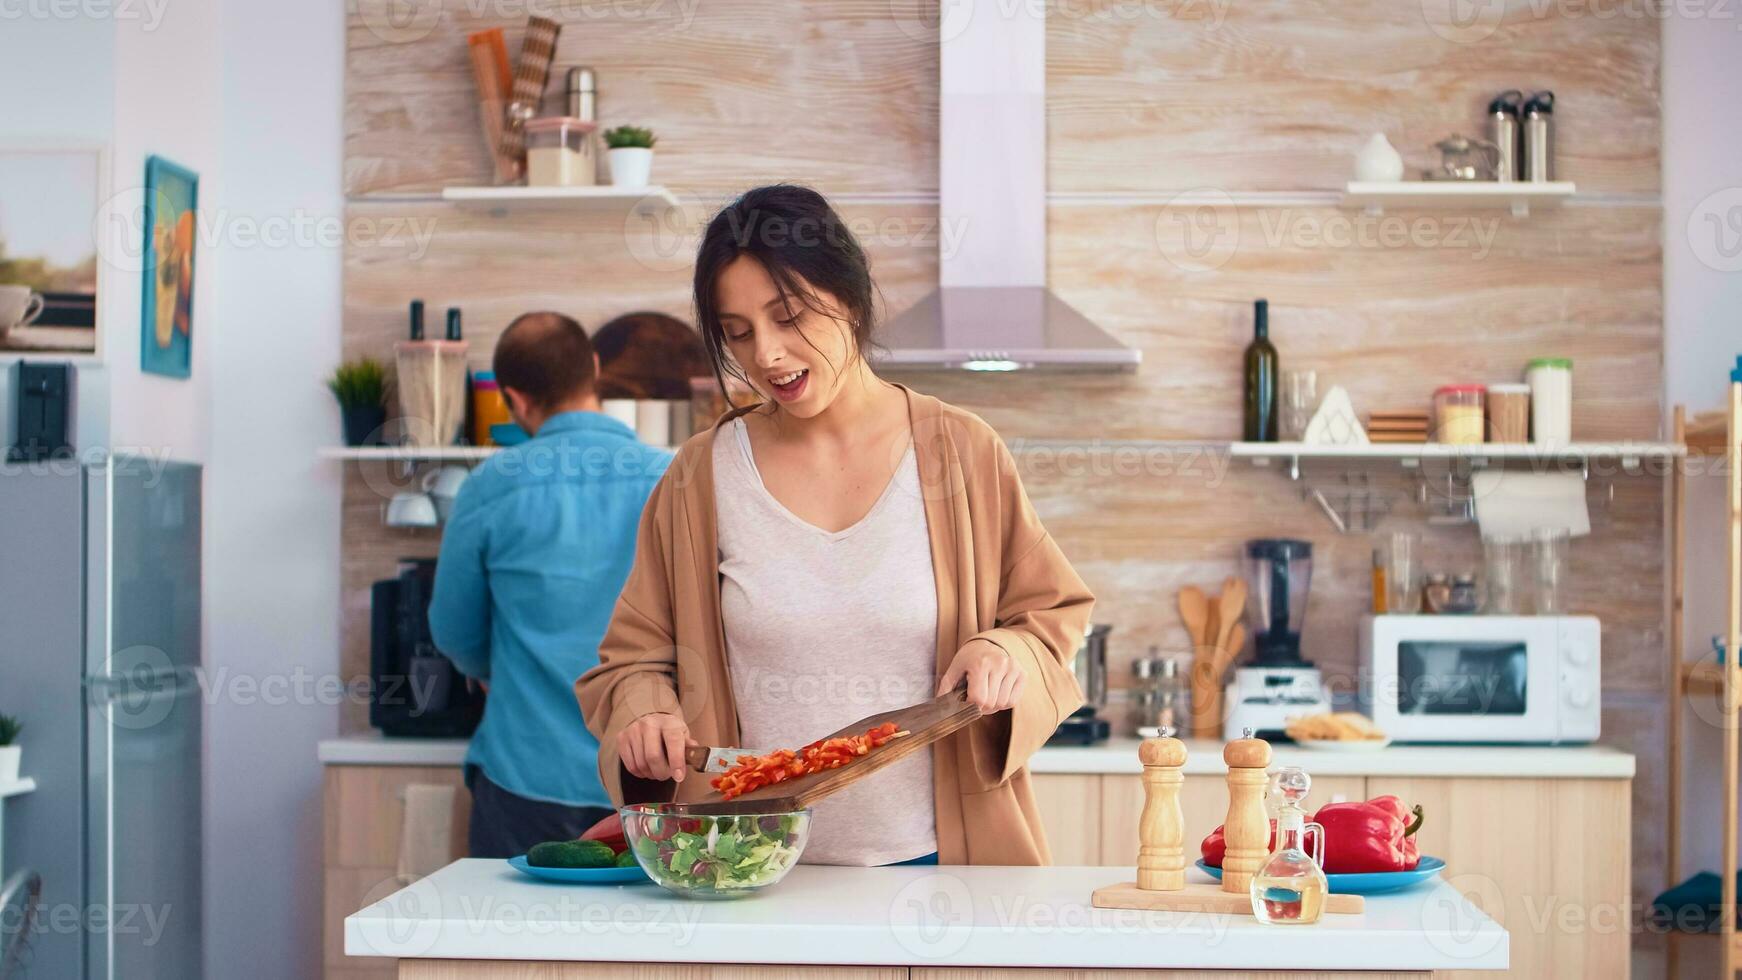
top-left (325, 766), bottom-right (471, 980)
top-left (1100, 774), bottom-right (1366, 867)
top-left (1031, 774), bottom-right (1103, 865)
top-left (1366, 777), bottom-right (1629, 980)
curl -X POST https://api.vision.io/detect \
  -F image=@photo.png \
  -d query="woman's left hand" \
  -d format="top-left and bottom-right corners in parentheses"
top-left (937, 639), bottom-right (1026, 714)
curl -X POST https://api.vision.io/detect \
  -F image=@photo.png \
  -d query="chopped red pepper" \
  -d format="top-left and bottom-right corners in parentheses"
top-left (711, 722), bottom-right (902, 800)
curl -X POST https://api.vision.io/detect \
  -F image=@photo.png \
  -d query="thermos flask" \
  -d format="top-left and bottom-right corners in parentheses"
top-left (1522, 91), bottom-right (1555, 182)
top-left (1489, 90), bottom-right (1522, 183)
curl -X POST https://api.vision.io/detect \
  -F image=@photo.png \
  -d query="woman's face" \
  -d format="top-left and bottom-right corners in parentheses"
top-left (715, 254), bottom-right (857, 419)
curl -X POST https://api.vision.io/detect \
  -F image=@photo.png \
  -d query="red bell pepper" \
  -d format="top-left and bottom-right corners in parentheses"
top-left (1199, 795), bottom-right (1422, 873)
top-left (578, 811), bottom-right (627, 853)
top-left (1312, 796), bottom-right (1423, 873)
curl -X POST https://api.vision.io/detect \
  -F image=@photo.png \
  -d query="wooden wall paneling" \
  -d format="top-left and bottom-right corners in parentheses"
top-left (910, 203), bottom-right (1662, 443)
top-left (346, 1), bottom-right (939, 196)
top-left (1046, 0), bottom-right (1659, 194)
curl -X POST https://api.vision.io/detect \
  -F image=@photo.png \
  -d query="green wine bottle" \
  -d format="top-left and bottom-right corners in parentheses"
top-left (1243, 299), bottom-right (1279, 442)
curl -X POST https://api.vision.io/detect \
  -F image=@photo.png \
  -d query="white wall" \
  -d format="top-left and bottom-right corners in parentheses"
top-left (1665, 4), bottom-right (1742, 902)
top-left (106, 0), bottom-right (222, 462)
top-left (203, 2), bottom-right (344, 978)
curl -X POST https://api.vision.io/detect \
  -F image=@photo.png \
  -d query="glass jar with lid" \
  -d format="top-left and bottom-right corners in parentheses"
top-left (524, 116), bottom-right (599, 187)
top-left (1433, 384), bottom-right (1486, 445)
top-left (1131, 649), bottom-right (1191, 735)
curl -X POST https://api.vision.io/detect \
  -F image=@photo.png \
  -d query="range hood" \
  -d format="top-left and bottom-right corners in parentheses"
top-left (876, 1), bottom-right (1139, 373)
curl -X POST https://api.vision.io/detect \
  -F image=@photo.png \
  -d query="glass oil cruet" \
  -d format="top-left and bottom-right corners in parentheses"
top-left (1250, 765), bottom-right (1328, 925)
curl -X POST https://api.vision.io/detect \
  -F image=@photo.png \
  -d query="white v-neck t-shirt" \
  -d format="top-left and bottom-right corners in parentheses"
top-left (713, 417), bottom-right (939, 865)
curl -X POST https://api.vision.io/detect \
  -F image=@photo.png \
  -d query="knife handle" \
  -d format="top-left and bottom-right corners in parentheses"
top-left (684, 744), bottom-right (711, 772)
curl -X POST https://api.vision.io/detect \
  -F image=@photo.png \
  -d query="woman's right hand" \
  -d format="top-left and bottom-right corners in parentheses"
top-left (618, 712), bottom-right (694, 783)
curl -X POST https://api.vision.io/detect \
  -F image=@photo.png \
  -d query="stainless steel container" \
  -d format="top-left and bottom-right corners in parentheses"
top-left (567, 67), bottom-right (596, 122)
top-left (1074, 623), bottom-right (1110, 710)
top-left (1489, 90), bottom-right (1522, 183)
top-left (1523, 90), bottom-right (1555, 182)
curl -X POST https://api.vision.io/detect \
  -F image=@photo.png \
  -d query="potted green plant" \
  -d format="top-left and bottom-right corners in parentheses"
top-left (328, 357), bottom-right (389, 447)
top-left (0, 715), bottom-right (21, 785)
top-left (603, 125), bottom-right (657, 188)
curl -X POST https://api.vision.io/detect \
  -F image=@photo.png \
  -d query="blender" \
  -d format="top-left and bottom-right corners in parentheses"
top-left (1223, 539), bottom-right (1332, 741)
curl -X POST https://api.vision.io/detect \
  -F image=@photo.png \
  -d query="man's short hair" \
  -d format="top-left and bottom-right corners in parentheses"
top-left (493, 312), bottom-right (596, 410)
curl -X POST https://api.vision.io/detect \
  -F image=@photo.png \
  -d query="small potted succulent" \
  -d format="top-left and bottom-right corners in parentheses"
top-left (328, 357), bottom-right (389, 447)
top-left (603, 125), bottom-right (657, 188)
top-left (0, 714), bottom-right (21, 785)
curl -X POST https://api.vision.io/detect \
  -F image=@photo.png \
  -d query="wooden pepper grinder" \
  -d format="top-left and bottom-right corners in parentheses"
top-left (1136, 727), bottom-right (1187, 891)
top-left (1221, 727), bottom-right (1271, 894)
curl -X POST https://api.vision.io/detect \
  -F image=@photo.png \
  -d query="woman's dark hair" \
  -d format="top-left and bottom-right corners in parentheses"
top-left (593, 311), bottom-right (709, 399)
top-left (692, 184), bottom-right (877, 398)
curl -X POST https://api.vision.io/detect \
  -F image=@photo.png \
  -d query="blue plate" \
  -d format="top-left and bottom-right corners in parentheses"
top-left (1195, 856), bottom-right (1445, 895)
top-left (507, 854), bottom-right (650, 884)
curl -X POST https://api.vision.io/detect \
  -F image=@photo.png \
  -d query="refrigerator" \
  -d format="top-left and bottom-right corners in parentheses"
top-left (1, 456), bottom-right (203, 979)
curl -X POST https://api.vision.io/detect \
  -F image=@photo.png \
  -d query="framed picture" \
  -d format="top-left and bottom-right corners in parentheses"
top-left (0, 144), bottom-right (105, 356)
top-left (141, 154), bottom-right (197, 379)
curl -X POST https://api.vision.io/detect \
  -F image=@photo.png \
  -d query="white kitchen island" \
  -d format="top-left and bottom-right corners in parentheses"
top-left (346, 860), bottom-right (1506, 977)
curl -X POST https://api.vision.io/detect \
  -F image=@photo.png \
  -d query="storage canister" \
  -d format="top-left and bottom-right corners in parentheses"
top-left (1525, 358), bottom-right (1572, 445)
top-left (1486, 382), bottom-right (1530, 443)
top-left (1433, 384), bottom-right (1486, 444)
top-left (471, 371), bottom-right (512, 446)
top-left (524, 116), bottom-right (597, 187)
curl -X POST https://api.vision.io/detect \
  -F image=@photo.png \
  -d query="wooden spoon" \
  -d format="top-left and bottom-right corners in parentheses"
top-left (1214, 623), bottom-right (1248, 679)
top-left (1177, 586), bottom-right (1211, 650)
top-left (1212, 577), bottom-right (1247, 660)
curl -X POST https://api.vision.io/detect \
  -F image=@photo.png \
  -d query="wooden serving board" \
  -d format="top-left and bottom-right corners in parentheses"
top-left (662, 688), bottom-right (983, 816)
top-left (1092, 880), bottom-right (1365, 916)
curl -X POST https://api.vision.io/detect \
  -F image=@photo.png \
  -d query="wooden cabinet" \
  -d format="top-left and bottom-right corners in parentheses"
top-left (324, 766), bottom-right (471, 980)
top-left (1030, 774), bottom-right (1101, 865)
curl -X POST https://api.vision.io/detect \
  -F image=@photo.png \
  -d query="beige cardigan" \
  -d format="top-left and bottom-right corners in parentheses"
top-left (575, 385), bottom-right (1093, 865)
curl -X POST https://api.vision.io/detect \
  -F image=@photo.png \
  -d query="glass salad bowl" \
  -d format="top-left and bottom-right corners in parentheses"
top-left (619, 804), bottom-right (811, 899)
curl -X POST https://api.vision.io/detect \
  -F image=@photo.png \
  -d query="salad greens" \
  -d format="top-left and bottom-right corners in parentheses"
top-left (630, 812), bottom-right (805, 893)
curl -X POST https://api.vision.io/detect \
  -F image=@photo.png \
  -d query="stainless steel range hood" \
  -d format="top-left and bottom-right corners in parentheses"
top-left (876, 0), bottom-right (1139, 373)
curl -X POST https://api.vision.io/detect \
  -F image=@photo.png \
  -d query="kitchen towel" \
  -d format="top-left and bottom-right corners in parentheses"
top-left (1471, 470), bottom-right (1590, 540)
top-left (396, 783), bottom-right (458, 884)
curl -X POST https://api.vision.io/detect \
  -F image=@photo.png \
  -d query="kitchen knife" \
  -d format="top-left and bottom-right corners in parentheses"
top-left (683, 744), bottom-right (767, 774)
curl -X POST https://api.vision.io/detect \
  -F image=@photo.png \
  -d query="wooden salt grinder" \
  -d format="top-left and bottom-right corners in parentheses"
top-left (1220, 728), bottom-right (1271, 894)
top-left (1136, 729), bottom-right (1187, 891)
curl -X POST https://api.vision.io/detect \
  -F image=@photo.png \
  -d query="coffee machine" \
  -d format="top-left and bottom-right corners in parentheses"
top-left (1223, 539), bottom-right (1332, 741)
top-left (1048, 623), bottom-right (1112, 745)
top-left (370, 558), bottom-right (484, 737)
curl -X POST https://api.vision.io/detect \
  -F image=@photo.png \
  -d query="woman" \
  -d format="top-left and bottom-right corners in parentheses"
top-left (576, 184), bottom-right (1093, 866)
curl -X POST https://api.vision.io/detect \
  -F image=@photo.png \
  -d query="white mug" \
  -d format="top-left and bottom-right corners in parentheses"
top-left (0, 285), bottom-right (45, 334)
top-left (421, 465), bottom-right (469, 521)
top-left (383, 491), bottom-right (439, 528)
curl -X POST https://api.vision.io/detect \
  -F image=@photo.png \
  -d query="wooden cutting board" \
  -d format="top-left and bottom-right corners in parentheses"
top-left (657, 688), bottom-right (983, 816)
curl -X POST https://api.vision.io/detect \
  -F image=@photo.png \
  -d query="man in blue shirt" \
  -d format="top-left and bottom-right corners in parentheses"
top-left (430, 311), bottom-right (672, 857)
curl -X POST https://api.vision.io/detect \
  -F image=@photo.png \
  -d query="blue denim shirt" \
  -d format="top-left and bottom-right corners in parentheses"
top-left (429, 411), bottom-right (672, 808)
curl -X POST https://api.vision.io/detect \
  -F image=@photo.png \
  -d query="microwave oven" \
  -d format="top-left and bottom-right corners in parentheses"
top-left (1358, 614), bottom-right (1599, 744)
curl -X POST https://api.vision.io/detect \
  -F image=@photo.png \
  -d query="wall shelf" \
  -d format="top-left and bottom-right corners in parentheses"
top-left (1342, 180), bottom-right (1576, 217)
top-left (439, 184), bottom-right (678, 217)
top-left (1232, 440), bottom-right (1680, 470)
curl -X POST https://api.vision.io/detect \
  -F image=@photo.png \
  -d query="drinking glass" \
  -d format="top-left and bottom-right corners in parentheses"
top-left (1532, 528), bottom-right (1569, 614)
top-left (1482, 535), bottom-right (1523, 614)
top-left (1383, 530), bottom-right (1421, 614)
top-left (1281, 370), bottom-right (1318, 441)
